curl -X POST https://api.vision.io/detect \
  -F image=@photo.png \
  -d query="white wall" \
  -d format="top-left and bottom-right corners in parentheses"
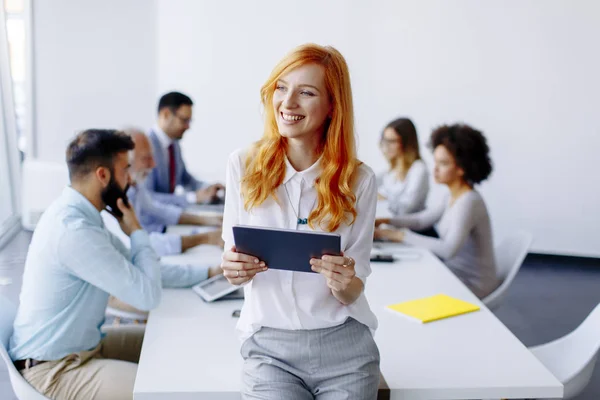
top-left (29, 1), bottom-right (599, 256)
top-left (32, 0), bottom-right (157, 162)
top-left (156, 0), bottom-right (600, 257)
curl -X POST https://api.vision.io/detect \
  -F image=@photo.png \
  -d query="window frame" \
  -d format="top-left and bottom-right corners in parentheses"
top-left (0, 2), bottom-right (24, 248)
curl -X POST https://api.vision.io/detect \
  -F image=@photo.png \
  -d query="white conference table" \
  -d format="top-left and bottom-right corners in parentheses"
top-left (134, 242), bottom-right (563, 400)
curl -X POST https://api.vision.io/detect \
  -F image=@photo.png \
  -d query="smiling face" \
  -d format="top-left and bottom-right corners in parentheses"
top-left (272, 63), bottom-right (332, 141)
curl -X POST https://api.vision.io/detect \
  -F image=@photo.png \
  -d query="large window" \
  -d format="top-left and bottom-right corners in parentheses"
top-left (0, 120), bottom-right (13, 230)
top-left (5, 0), bottom-right (26, 155)
top-left (0, 0), bottom-right (22, 246)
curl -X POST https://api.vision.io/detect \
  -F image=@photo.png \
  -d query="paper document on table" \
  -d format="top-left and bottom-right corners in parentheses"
top-left (386, 294), bottom-right (480, 323)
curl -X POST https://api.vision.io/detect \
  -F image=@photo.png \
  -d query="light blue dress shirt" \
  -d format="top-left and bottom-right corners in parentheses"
top-left (127, 184), bottom-right (211, 287)
top-left (128, 184), bottom-right (182, 235)
top-left (9, 187), bottom-right (162, 362)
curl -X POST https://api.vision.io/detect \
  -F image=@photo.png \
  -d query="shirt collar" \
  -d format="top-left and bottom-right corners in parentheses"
top-left (283, 156), bottom-right (322, 186)
top-left (62, 186), bottom-right (104, 227)
top-left (153, 124), bottom-right (173, 150)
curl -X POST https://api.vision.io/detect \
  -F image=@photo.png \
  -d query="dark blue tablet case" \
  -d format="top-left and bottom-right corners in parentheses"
top-left (232, 225), bottom-right (341, 274)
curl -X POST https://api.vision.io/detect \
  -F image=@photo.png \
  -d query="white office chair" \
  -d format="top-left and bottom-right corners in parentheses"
top-left (529, 303), bottom-right (600, 399)
top-left (0, 295), bottom-right (51, 400)
top-left (482, 231), bottom-right (533, 310)
top-left (20, 159), bottom-right (69, 231)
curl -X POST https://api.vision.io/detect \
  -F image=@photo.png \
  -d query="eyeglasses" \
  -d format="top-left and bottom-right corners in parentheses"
top-left (173, 113), bottom-right (192, 125)
top-left (380, 138), bottom-right (401, 146)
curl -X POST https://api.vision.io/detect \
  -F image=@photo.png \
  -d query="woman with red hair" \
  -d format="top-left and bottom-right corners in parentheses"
top-left (221, 44), bottom-right (380, 399)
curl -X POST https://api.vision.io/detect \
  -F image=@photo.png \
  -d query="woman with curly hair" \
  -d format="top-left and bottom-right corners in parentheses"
top-left (375, 124), bottom-right (499, 299)
top-left (220, 44), bottom-right (380, 399)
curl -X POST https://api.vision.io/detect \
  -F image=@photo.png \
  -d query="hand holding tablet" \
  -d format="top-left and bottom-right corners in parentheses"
top-left (309, 254), bottom-right (357, 293)
top-left (221, 225), bottom-right (342, 285)
top-left (221, 245), bottom-right (268, 286)
top-left (233, 225), bottom-right (341, 272)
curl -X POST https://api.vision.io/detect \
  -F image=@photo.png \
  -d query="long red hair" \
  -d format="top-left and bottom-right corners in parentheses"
top-left (241, 43), bottom-right (360, 232)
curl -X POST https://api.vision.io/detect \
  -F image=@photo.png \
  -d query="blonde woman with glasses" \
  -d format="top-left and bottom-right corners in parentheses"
top-left (378, 117), bottom-right (435, 237)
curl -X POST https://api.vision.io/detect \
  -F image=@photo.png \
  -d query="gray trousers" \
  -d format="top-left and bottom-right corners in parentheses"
top-left (241, 318), bottom-right (380, 400)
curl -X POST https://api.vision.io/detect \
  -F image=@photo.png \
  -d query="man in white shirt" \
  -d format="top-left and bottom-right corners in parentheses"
top-left (145, 91), bottom-right (224, 207)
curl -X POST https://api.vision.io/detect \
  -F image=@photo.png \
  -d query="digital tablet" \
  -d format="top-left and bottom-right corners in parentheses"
top-left (192, 274), bottom-right (240, 302)
top-left (232, 225), bottom-right (341, 274)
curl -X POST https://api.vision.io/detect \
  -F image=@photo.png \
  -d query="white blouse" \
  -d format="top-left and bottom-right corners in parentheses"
top-left (377, 159), bottom-right (429, 216)
top-left (222, 149), bottom-right (379, 342)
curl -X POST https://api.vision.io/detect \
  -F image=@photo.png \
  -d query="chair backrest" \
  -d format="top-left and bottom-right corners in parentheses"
top-left (21, 159), bottom-right (69, 231)
top-left (495, 231), bottom-right (533, 282)
top-left (0, 294), bottom-right (17, 351)
top-left (557, 303), bottom-right (600, 398)
top-left (572, 303), bottom-right (600, 342)
top-left (563, 303), bottom-right (600, 369)
top-left (483, 231), bottom-right (533, 309)
top-left (0, 295), bottom-right (51, 400)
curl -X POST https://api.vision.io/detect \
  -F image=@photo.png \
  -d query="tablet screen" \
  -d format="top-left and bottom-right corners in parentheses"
top-left (200, 276), bottom-right (236, 297)
top-left (233, 225), bottom-right (341, 274)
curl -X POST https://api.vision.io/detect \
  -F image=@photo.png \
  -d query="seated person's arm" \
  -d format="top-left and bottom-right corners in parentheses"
top-left (160, 262), bottom-right (221, 289)
top-left (378, 195), bottom-right (446, 231)
top-left (149, 230), bottom-right (223, 256)
top-left (180, 230), bottom-right (223, 252)
top-left (148, 232), bottom-right (181, 257)
top-left (139, 185), bottom-right (184, 227)
top-left (58, 226), bottom-right (162, 311)
top-left (144, 174), bottom-right (189, 208)
top-left (177, 212), bottom-right (222, 227)
top-left (180, 162), bottom-right (205, 192)
top-left (402, 196), bottom-right (477, 259)
top-left (387, 163), bottom-right (429, 215)
top-left (140, 187), bottom-right (222, 228)
top-left (180, 161), bottom-right (226, 204)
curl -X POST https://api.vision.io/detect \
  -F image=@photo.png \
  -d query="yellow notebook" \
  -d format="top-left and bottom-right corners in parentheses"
top-left (386, 294), bottom-right (480, 323)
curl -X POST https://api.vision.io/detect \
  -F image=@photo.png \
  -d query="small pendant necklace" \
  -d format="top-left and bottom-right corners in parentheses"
top-left (283, 183), bottom-right (314, 225)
